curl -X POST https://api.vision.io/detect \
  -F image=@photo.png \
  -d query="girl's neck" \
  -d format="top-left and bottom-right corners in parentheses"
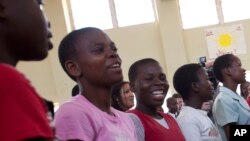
top-left (79, 82), bottom-right (112, 113)
top-left (136, 105), bottom-right (161, 119)
top-left (184, 94), bottom-right (203, 110)
top-left (223, 81), bottom-right (238, 93)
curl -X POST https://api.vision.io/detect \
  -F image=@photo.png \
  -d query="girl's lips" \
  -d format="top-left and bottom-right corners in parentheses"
top-left (108, 67), bottom-right (122, 73)
top-left (48, 41), bottom-right (53, 50)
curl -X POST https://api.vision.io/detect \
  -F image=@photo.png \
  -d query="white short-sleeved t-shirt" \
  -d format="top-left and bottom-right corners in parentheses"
top-left (177, 106), bottom-right (221, 141)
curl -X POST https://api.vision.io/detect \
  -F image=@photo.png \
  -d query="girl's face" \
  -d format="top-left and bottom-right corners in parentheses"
top-left (168, 98), bottom-right (178, 113)
top-left (132, 62), bottom-right (169, 108)
top-left (176, 97), bottom-right (184, 111)
top-left (229, 57), bottom-right (246, 84)
top-left (7, 0), bottom-right (53, 62)
top-left (76, 30), bottom-right (123, 86)
top-left (196, 68), bottom-right (214, 102)
top-left (120, 83), bottom-right (134, 109)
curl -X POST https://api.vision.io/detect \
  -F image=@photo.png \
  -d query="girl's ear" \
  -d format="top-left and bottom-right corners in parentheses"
top-left (129, 82), bottom-right (136, 93)
top-left (65, 60), bottom-right (81, 78)
top-left (191, 82), bottom-right (199, 92)
top-left (223, 67), bottom-right (232, 77)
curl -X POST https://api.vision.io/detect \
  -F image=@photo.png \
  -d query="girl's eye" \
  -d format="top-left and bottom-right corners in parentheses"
top-left (111, 45), bottom-right (118, 52)
top-left (123, 89), bottom-right (130, 94)
top-left (92, 45), bottom-right (104, 53)
top-left (145, 76), bottom-right (153, 81)
top-left (160, 74), bottom-right (166, 81)
top-left (96, 48), bottom-right (104, 53)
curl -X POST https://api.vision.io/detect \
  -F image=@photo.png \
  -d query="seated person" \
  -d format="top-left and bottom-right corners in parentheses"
top-left (173, 63), bottom-right (221, 141)
top-left (212, 54), bottom-right (250, 141)
top-left (166, 97), bottom-right (178, 118)
top-left (172, 93), bottom-right (184, 115)
top-left (201, 100), bottom-right (215, 123)
top-left (127, 58), bottom-right (185, 141)
top-left (55, 27), bottom-right (138, 141)
top-left (0, 1), bottom-right (54, 140)
top-left (240, 81), bottom-right (250, 106)
top-left (111, 81), bottom-right (135, 111)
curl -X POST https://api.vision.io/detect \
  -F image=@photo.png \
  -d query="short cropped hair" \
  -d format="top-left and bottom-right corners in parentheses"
top-left (128, 58), bottom-right (158, 83)
top-left (58, 27), bottom-right (101, 81)
top-left (173, 63), bottom-right (203, 101)
top-left (213, 54), bottom-right (235, 82)
top-left (172, 93), bottom-right (182, 99)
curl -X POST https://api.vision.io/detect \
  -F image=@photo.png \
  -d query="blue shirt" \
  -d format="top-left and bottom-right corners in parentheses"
top-left (212, 86), bottom-right (250, 141)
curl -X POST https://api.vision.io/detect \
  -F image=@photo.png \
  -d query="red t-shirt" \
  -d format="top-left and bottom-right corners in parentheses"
top-left (247, 96), bottom-right (250, 107)
top-left (128, 109), bottom-right (186, 141)
top-left (0, 64), bottom-right (54, 141)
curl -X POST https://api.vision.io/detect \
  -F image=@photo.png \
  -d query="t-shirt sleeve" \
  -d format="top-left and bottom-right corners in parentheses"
top-left (213, 96), bottom-right (238, 126)
top-left (54, 103), bottom-right (94, 141)
top-left (0, 65), bottom-right (54, 141)
top-left (128, 113), bottom-right (145, 141)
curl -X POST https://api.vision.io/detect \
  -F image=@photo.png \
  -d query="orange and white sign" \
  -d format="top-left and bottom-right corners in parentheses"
top-left (205, 24), bottom-right (247, 59)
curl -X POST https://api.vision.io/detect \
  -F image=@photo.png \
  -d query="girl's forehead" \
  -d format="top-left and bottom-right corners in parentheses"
top-left (83, 31), bottom-right (108, 40)
top-left (231, 57), bottom-right (241, 65)
top-left (232, 56), bottom-right (240, 62)
top-left (77, 31), bottom-right (112, 45)
top-left (197, 68), bottom-right (207, 78)
top-left (140, 62), bottom-right (161, 71)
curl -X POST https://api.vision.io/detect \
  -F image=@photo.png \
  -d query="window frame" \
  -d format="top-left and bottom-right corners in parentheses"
top-left (178, 0), bottom-right (250, 29)
top-left (64, 0), bottom-right (157, 30)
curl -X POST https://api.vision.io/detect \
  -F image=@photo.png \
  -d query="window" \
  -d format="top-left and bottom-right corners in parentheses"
top-left (69, 0), bottom-right (156, 30)
top-left (70, 0), bottom-right (113, 30)
top-left (114, 0), bottom-right (155, 27)
top-left (179, 0), bottom-right (218, 29)
top-left (222, 0), bottom-right (250, 22)
top-left (178, 0), bottom-right (250, 29)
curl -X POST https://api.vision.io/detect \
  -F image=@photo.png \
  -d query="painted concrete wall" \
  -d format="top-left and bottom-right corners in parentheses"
top-left (17, 0), bottom-right (250, 105)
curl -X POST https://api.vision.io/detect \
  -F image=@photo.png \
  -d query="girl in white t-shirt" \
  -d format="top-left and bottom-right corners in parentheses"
top-left (173, 63), bottom-right (221, 141)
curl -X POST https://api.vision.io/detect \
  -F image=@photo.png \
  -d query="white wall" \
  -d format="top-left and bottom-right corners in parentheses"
top-left (17, 0), bottom-right (250, 105)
